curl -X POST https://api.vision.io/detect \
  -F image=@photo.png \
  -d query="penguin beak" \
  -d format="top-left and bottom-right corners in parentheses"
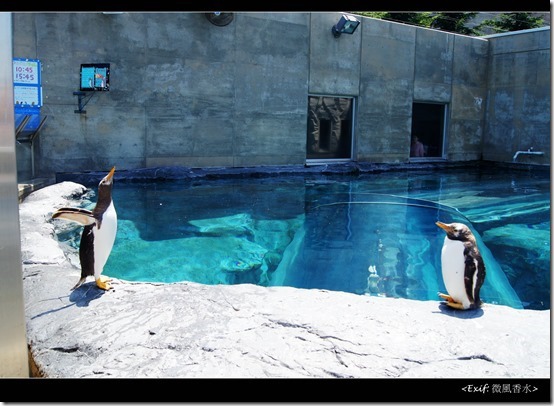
top-left (436, 221), bottom-right (453, 233)
top-left (104, 166), bottom-right (116, 184)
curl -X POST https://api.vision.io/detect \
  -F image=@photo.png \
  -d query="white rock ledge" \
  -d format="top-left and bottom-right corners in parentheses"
top-left (20, 182), bottom-right (550, 379)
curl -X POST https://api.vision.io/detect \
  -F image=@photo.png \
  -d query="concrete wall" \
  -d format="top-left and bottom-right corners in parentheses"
top-left (11, 12), bottom-right (550, 179)
top-left (357, 18), bottom-right (415, 163)
top-left (483, 27), bottom-right (551, 165)
top-left (307, 15), bottom-right (489, 164)
top-left (13, 12), bottom-right (310, 177)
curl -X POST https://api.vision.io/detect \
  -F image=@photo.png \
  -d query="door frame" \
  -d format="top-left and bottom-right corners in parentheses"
top-left (306, 94), bottom-right (356, 165)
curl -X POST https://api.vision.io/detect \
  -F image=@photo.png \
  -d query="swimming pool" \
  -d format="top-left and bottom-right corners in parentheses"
top-left (56, 163), bottom-right (550, 310)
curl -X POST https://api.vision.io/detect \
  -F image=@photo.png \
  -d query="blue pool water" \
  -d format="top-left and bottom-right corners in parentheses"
top-left (59, 164), bottom-right (550, 310)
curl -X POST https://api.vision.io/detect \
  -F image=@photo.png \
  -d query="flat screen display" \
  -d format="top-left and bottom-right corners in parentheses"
top-left (80, 63), bottom-right (110, 91)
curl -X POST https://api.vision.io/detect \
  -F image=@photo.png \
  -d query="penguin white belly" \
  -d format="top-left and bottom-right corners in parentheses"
top-left (92, 202), bottom-right (117, 279)
top-left (441, 237), bottom-right (471, 308)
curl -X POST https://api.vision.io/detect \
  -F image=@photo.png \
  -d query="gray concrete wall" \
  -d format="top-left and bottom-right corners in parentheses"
top-left (449, 34), bottom-right (489, 161)
top-left (483, 27), bottom-right (551, 165)
top-left (11, 12), bottom-right (550, 179)
top-left (13, 12), bottom-right (310, 177)
top-left (357, 18), bottom-right (416, 163)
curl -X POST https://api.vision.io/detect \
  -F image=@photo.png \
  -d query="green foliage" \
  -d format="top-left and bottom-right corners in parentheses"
top-left (430, 13), bottom-right (480, 35)
top-left (477, 13), bottom-right (545, 34)
top-left (353, 12), bottom-right (434, 28)
top-left (353, 12), bottom-right (388, 20)
top-left (352, 11), bottom-right (546, 36)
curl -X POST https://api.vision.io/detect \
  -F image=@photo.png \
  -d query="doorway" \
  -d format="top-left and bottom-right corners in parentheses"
top-left (410, 102), bottom-right (447, 159)
top-left (307, 96), bottom-right (354, 162)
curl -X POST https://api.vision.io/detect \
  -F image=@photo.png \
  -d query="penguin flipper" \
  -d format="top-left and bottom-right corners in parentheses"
top-left (52, 208), bottom-right (96, 226)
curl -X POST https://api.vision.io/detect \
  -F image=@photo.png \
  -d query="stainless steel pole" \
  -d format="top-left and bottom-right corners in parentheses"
top-left (0, 12), bottom-right (30, 378)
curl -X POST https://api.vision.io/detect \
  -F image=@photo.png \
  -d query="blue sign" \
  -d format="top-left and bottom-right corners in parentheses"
top-left (13, 58), bottom-right (42, 108)
top-left (14, 58), bottom-right (43, 131)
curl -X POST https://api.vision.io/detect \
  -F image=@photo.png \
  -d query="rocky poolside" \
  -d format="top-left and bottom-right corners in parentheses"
top-left (16, 179), bottom-right (550, 400)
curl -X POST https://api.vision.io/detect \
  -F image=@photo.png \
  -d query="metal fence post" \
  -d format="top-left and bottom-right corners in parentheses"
top-left (0, 11), bottom-right (30, 378)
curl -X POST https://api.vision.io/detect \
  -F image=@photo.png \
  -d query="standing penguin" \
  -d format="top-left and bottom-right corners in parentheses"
top-left (435, 221), bottom-right (486, 310)
top-left (52, 166), bottom-right (117, 290)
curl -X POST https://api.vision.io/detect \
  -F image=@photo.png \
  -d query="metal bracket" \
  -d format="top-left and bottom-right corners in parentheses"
top-left (73, 91), bottom-right (92, 114)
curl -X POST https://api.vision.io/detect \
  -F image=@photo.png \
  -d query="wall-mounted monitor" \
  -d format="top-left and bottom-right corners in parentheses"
top-left (80, 63), bottom-right (110, 91)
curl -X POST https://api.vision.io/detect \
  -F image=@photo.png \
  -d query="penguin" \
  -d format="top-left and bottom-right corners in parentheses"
top-left (435, 221), bottom-right (486, 310)
top-left (52, 166), bottom-right (117, 291)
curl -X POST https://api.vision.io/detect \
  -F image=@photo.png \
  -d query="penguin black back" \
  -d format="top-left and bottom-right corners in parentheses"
top-left (79, 225), bottom-right (96, 279)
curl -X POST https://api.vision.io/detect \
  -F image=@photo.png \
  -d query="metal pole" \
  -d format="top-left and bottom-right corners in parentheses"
top-left (31, 139), bottom-right (35, 178)
top-left (0, 12), bottom-right (30, 378)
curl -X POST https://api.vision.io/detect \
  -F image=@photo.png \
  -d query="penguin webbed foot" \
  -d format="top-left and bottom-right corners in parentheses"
top-left (438, 292), bottom-right (455, 302)
top-left (445, 301), bottom-right (466, 310)
top-left (71, 277), bottom-right (87, 291)
top-left (438, 292), bottom-right (466, 310)
top-left (95, 275), bottom-right (113, 291)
